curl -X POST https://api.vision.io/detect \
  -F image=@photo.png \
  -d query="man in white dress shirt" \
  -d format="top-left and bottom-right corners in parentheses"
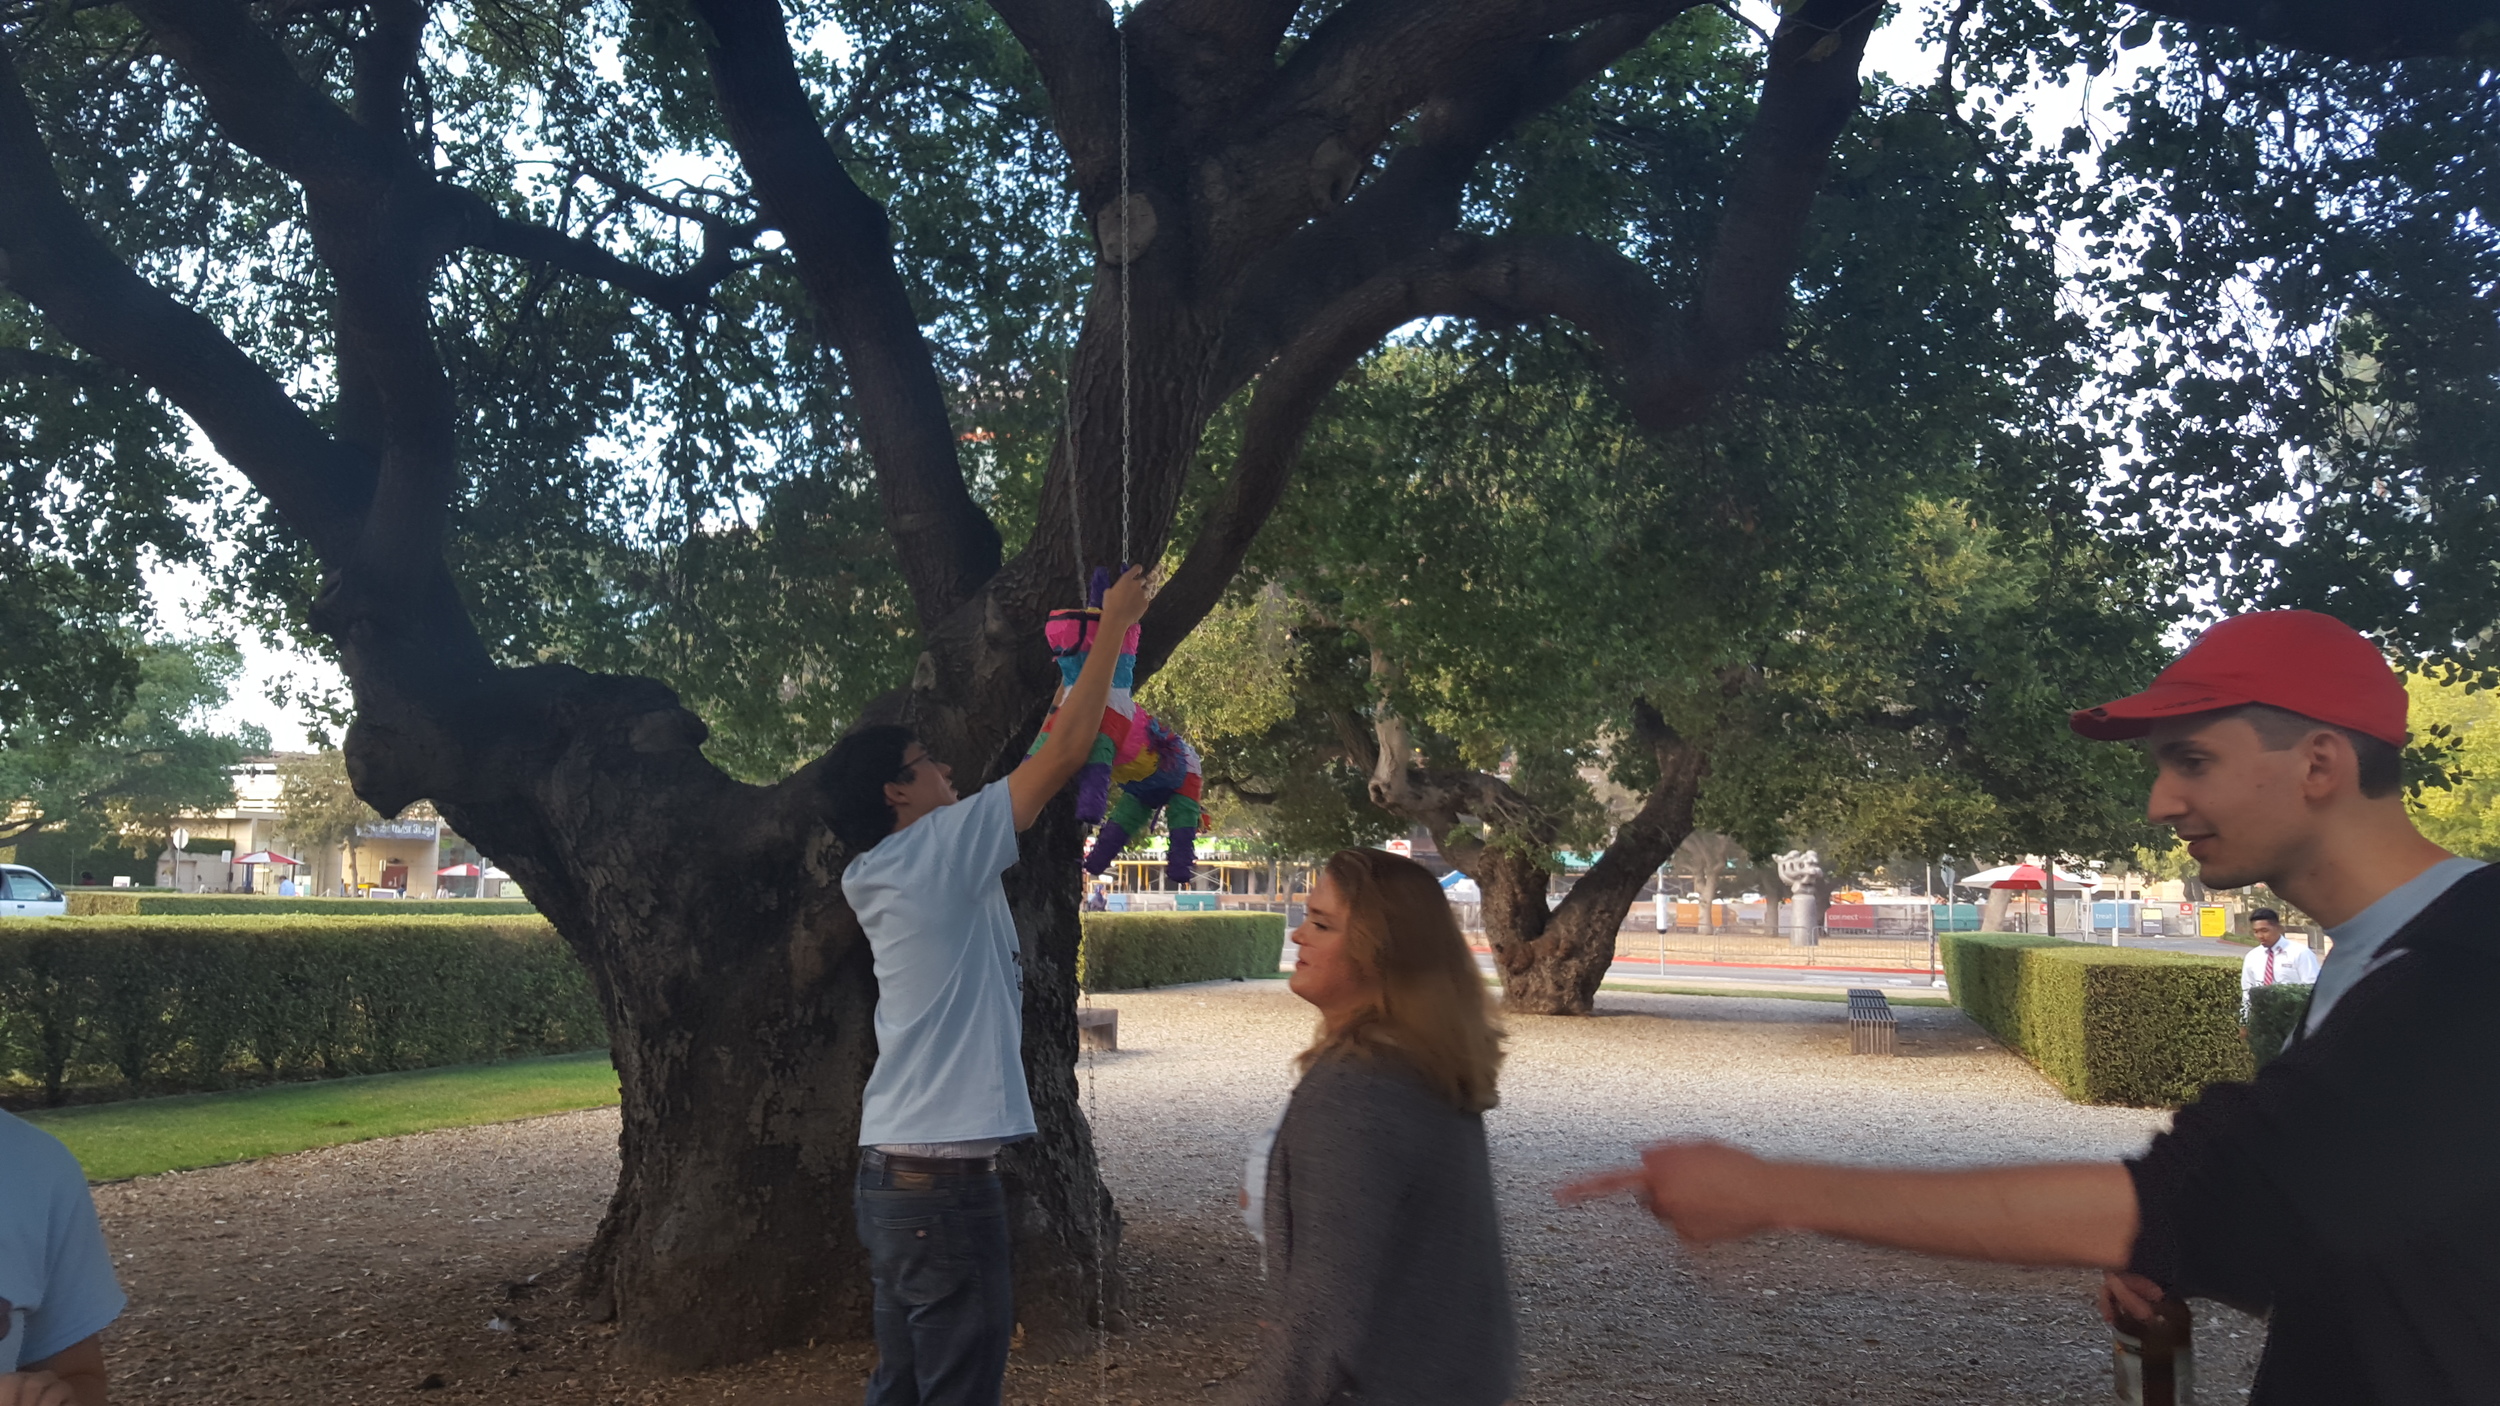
top-left (2239, 907), bottom-right (2321, 1016)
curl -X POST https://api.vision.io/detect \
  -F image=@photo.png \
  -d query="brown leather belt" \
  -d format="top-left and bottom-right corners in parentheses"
top-left (864, 1148), bottom-right (997, 1175)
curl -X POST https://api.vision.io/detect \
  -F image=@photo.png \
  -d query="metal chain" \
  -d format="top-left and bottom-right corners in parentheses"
top-left (1059, 291), bottom-right (1086, 599)
top-left (1117, 0), bottom-right (1133, 570)
top-left (1090, 21), bottom-right (1130, 1406)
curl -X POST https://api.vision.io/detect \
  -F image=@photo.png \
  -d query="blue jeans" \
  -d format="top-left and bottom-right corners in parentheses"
top-left (855, 1154), bottom-right (1014, 1406)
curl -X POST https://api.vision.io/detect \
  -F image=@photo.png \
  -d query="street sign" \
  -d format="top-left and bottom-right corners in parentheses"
top-left (171, 827), bottom-right (190, 850)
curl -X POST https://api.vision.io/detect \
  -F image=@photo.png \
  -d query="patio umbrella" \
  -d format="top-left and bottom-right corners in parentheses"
top-left (437, 863), bottom-right (484, 877)
top-left (1957, 862), bottom-right (2097, 892)
top-left (1958, 863), bottom-right (2098, 938)
top-left (234, 850), bottom-right (301, 867)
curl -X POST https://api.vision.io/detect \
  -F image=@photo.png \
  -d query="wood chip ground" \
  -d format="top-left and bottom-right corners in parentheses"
top-left (93, 986), bottom-right (2265, 1403)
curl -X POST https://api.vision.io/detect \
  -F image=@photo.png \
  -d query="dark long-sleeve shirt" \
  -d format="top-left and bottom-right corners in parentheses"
top-left (1242, 1049), bottom-right (1517, 1406)
top-left (2125, 863), bottom-right (2500, 1404)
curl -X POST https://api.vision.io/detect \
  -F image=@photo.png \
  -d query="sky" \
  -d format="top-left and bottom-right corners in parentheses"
top-left (160, 0), bottom-right (2137, 751)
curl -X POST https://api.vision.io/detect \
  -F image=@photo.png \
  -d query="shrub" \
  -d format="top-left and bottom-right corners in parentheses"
top-left (1079, 912), bottom-right (1286, 992)
top-left (0, 916), bottom-right (604, 1105)
top-left (2246, 982), bottom-right (2313, 1069)
top-left (1942, 932), bottom-right (2253, 1106)
top-left (66, 892), bottom-right (537, 917)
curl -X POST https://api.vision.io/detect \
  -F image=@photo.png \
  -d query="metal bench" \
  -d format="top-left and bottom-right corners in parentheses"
top-left (1846, 988), bottom-right (1896, 1056)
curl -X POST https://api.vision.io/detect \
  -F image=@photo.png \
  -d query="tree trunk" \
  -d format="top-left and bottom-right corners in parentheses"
top-left (346, 657), bottom-right (1117, 1369)
top-left (1384, 703), bottom-right (1711, 1018)
top-left (1697, 872), bottom-right (1719, 933)
top-left (1487, 852), bottom-right (1661, 1016)
top-left (1982, 887), bottom-right (2013, 932)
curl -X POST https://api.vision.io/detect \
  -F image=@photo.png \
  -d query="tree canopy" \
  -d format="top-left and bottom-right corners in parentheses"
top-left (0, 635), bottom-right (263, 855)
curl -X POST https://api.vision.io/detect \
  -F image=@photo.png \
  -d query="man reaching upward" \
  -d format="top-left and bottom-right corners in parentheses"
top-left (825, 565), bottom-right (1149, 1406)
top-left (1563, 610), bottom-right (2497, 1404)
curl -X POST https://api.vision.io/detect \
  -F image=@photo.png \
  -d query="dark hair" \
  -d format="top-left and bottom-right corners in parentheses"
top-left (2231, 704), bottom-right (2403, 799)
top-left (824, 725), bottom-right (919, 854)
top-left (2250, 908), bottom-right (2281, 924)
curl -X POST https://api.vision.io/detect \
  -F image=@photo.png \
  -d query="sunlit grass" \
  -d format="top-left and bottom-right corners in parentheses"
top-left (25, 1052), bottom-right (618, 1182)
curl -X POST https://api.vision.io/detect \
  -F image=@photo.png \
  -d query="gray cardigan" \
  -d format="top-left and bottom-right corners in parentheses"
top-left (1243, 1049), bottom-right (1517, 1406)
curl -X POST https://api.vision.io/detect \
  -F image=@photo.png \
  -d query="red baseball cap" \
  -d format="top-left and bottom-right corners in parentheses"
top-left (2069, 610), bottom-right (2408, 746)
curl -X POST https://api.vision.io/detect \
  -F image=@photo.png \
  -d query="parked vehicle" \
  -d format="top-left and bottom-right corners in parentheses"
top-left (1, 864), bottom-right (68, 917)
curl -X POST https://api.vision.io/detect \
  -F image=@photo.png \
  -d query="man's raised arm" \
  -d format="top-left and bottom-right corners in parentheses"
top-left (1008, 565), bottom-right (1150, 831)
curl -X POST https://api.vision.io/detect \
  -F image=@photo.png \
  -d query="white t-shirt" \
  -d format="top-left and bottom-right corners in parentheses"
top-left (843, 783), bottom-right (1037, 1148)
top-left (0, 1111), bottom-right (126, 1372)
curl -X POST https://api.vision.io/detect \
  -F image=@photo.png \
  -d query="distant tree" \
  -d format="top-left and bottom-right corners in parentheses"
top-left (1669, 830), bottom-right (1752, 932)
top-left (0, 636), bottom-right (263, 855)
top-left (277, 749), bottom-right (381, 893)
top-left (1154, 311), bottom-right (2171, 1012)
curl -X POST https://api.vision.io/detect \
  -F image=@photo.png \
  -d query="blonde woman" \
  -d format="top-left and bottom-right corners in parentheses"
top-left (1243, 848), bottom-right (1515, 1406)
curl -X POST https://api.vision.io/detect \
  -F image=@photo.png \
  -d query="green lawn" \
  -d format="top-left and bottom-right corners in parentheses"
top-left (24, 1052), bottom-right (619, 1183)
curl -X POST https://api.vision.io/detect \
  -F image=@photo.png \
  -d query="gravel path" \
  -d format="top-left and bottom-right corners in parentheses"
top-left (92, 983), bottom-right (2264, 1403)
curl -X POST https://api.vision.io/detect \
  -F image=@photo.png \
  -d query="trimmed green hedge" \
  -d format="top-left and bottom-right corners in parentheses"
top-left (2247, 982), bottom-right (2313, 1069)
top-left (1942, 932), bottom-right (2253, 1106)
top-left (0, 916), bottom-right (603, 1105)
top-left (1079, 912), bottom-right (1286, 992)
top-left (66, 892), bottom-right (537, 917)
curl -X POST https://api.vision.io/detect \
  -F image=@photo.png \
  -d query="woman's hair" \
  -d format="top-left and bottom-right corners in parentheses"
top-left (1299, 848), bottom-right (1506, 1114)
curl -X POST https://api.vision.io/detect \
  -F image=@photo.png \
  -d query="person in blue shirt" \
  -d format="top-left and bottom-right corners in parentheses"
top-left (824, 565), bottom-right (1147, 1406)
top-left (2, 1109), bottom-right (125, 1406)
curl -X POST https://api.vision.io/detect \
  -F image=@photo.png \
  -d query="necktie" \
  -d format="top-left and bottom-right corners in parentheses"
top-left (2263, 943), bottom-right (2275, 984)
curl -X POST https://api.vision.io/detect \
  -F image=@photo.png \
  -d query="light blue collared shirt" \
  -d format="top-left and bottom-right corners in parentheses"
top-left (842, 782), bottom-right (1038, 1148)
top-left (2305, 855), bottom-right (2486, 1035)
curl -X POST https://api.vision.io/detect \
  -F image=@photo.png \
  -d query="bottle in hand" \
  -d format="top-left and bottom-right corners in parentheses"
top-left (2111, 1296), bottom-right (2193, 1405)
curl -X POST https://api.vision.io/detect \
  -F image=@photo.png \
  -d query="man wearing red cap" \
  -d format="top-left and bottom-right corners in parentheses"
top-left (1561, 610), bottom-right (2497, 1404)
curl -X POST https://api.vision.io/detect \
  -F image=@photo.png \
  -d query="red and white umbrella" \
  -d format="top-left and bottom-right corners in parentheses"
top-left (234, 850), bottom-right (301, 867)
top-left (437, 863), bottom-right (484, 877)
top-left (1958, 862), bottom-right (2097, 892)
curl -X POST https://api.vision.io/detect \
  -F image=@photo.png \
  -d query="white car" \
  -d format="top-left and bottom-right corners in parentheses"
top-left (1, 864), bottom-right (68, 917)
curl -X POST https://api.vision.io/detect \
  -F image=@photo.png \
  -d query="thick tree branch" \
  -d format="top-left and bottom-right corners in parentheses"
top-left (2124, 0), bottom-right (2500, 63)
top-left (128, 0), bottom-right (470, 580)
top-left (349, 0), bottom-right (425, 144)
top-left (691, 0), bottom-right (1003, 630)
top-left (1249, 0), bottom-right (1673, 157)
top-left (123, 0), bottom-right (402, 197)
top-left (1143, 262), bottom-right (1448, 675)
top-left (1676, 0), bottom-right (1876, 415)
top-left (1559, 697), bottom-right (1707, 915)
top-left (1211, 3), bottom-right (1694, 395)
top-left (1135, 0), bottom-right (1304, 98)
top-left (986, 0), bottom-right (1122, 189)
top-left (0, 42), bottom-right (372, 557)
top-left (453, 189), bottom-right (762, 312)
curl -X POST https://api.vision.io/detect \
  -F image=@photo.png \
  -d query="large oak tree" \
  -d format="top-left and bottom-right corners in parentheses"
top-left (1, 0), bottom-right (2493, 1373)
